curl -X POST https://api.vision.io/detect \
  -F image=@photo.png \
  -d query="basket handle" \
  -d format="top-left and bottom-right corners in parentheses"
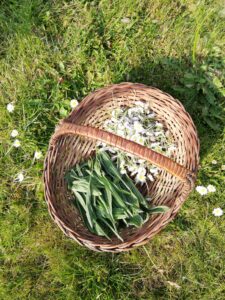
top-left (52, 122), bottom-right (196, 186)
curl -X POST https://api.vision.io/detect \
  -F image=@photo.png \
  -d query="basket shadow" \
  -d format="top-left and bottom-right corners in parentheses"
top-left (119, 55), bottom-right (224, 162)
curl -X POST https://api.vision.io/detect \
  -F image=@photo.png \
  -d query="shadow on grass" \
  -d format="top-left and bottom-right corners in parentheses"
top-left (121, 56), bottom-right (224, 159)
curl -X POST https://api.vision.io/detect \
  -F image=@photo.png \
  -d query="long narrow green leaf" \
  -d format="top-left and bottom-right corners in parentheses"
top-left (93, 222), bottom-right (111, 240)
top-left (147, 206), bottom-right (170, 214)
top-left (127, 215), bottom-right (144, 227)
top-left (101, 218), bottom-right (124, 242)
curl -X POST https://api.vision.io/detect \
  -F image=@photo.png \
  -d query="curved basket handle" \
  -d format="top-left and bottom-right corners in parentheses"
top-left (51, 122), bottom-right (196, 187)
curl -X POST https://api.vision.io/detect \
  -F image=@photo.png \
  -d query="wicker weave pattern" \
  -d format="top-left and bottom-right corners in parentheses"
top-left (44, 83), bottom-right (200, 252)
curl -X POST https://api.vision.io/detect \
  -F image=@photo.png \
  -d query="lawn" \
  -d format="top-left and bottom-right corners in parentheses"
top-left (0, 0), bottom-right (225, 299)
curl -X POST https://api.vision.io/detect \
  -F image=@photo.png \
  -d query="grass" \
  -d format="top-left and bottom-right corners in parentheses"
top-left (0, 0), bottom-right (225, 299)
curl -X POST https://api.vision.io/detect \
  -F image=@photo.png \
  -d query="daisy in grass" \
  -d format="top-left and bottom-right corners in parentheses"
top-left (212, 208), bottom-right (223, 217)
top-left (13, 139), bottom-right (21, 148)
top-left (195, 186), bottom-right (208, 195)
top-left (70, 99), bottom-right (79, 109)
top-left (7, 103), bottom-right (14, 113)
top-left (34, 151), bottom-right (42, 160)
top-left (15, 172), bottom-right (24, 183)
top-left (11, 129), bottom-right (18, 138)
top-left (207, 185), bottom-right (216, 193)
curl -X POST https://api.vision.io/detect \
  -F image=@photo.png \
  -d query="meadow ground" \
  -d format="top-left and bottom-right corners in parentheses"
top-left (0, 0), bottom-right (225, 299)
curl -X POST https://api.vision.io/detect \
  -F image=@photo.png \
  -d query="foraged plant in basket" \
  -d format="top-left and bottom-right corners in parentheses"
top-left (44, 83), bottom-right (200, 252)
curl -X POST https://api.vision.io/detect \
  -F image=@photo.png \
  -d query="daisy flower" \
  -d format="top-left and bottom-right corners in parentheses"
top-left (221, 165), bottom-right (225, 171)
top-left (7, 103), bottom-right (15, 112)
top-left (135, 167), bottom-right (146, 184)
top-left (207, 184), bottom-right (216, 193)
top-left (15, 172), bottom-right (24, 182)
top-left (211, 160), bottom-right (217, 165)
top-left (13, 139), bottom-right (21, 148)
top-left (133, 121), bottom-right (145, 133)
top-left (196, 185), bottom-right (208, 195)
top-left (34, 151), bottom-right (42, 159)
top-left (11, 129), bottom-right (19, 138)
top-left (212, 208), bottom-right (223, 217)
top-left (70, 99), bottom-right (79, 109)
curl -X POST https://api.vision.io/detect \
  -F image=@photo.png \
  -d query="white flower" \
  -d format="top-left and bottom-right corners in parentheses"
top-left (135, 172), bottom-right (146, 184)
top-left (121, 17), bottom-right (130, 24)
top-left (149, 136), bottom-right (156, 142)
top-left (207, 185), bottom-right (216, 193)
top-left (221, 165), bottom-right (225, 171)
top-left (15, 172), bottom-right (24, 182)
top-left (34, 151), bottom-right (42, 159)
top-left (196, 185), bottom-right (208, 195)
top-left (135, 167), bottom-right (146, 184)
top-left (13, 139), bottom-right (21, 148)
top-left (128, 107), bottom-right (143, 118)
top-left (133, 121), bottom-right (145, 133)
top-left (70, 99), bottom-right (79, 109)
top-left (7, 103), bottom-right (15, 112)
top-left (212, 207), bottom-right (223, 217)
top-left (11, 129), bottom-right (19, 138)
top-left (211, 160), bottom-right (217, 165)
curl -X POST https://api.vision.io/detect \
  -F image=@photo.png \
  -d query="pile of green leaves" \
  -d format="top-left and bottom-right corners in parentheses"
top-left (66, 152), bottom-right (169, 241)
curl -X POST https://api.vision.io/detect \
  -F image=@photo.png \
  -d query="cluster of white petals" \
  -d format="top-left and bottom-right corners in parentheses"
top-left (98, 101), bottom-right (176, 184)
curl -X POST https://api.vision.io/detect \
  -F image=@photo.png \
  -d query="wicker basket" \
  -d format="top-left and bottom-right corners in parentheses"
top-left (44, 83), bottom-right (200, 252)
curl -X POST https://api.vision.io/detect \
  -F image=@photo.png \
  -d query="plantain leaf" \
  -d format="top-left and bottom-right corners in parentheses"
top-left (147, 206), bottom-right (170, 214)
top-left (73, 190), bottom-right (86, 211)
top-left (101, 218), bottom-right (124, 241)
top-left (93, 222), bottom-right (111, 239)
top-left (127, 215), bottom-right (144, 227)
top-left (112, 207), bottom-right (129, 220)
